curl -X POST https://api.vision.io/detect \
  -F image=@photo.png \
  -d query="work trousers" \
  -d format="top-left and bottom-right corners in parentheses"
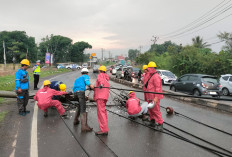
top-left (37, 100), bottom-right (65, 115)
top-left (129, 102), bottom-right (148, 117)
top-left (148, 100), bottom-right (163, 124)
top-left (16, 90), bottom-right (29, 112)
top-left (97, 99), bottom-right (109, 132)
top-left (34, 74), bottom-right (40, 89)
top-left (74, 91), bottom-right (86, 113)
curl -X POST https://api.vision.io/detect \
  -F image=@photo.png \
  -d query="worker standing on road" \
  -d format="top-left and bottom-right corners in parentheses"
top-left (33, 80), bottom-right (67, 117)
top-left (145, 62), bottom-right (164, 130)
top-left (142, 65), bottom-right (149, 102)
top-left (15, 59), bottom-right (30, 116)
top-left (73, 68), bottom-right (94, 132)
top-left (33, 60), bottom-right (40, 90)
top-left (94, 66), bottom-right (109, 135)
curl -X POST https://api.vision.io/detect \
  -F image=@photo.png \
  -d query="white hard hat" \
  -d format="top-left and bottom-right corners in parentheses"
top-left (81, 68), bottom-right (89, 73)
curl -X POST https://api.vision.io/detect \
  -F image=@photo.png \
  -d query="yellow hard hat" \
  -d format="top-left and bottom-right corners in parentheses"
top-left (143, 65), bottom-right (148, 70)
top-left (129, 91), bottom-right (134, 94)
top-left (99, 65), bottom-right (107, 72)
top-left (59, 84), bottom-right (66, 91)
top-left (43, 80), bottom-right (51, 86)
top-left (20, 59), bottom-right (30, 66)
top-left (148, 61), bottom-right (157, 68)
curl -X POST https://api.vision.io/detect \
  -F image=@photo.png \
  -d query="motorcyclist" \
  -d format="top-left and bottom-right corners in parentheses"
top-left (73, 68), bottom-right (94, 132)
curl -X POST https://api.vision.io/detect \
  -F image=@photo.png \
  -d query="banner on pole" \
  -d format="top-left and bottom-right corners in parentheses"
top-left (45, 53), bottom-right (50, 64)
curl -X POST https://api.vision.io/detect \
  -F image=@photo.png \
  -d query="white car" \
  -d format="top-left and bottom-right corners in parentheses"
top-left (219, 74), bottom-right (232, 96)
top-left (66, 64), bottom-right (81, 69)
top-left (157, 70), bottom-right (177, 85)
top-left (82, 63), bottom-right (88, 69)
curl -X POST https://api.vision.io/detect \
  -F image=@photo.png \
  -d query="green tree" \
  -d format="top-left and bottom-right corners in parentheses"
top-left (0, 31), bottom-right (37, 64)
top-left (192, 36), bottom-right (210, 48)
top-left (39, 34), bottom-right (73, 63)
top-left (70, 41), bottom-right (92, 63)
top-left (128, 49), bottom-right (140, 60)
top-left (217, 32), bottom-right (232, 53)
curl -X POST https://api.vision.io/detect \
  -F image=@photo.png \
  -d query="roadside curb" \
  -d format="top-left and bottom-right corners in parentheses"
top-left (109, 75), bottom-right (232, 113)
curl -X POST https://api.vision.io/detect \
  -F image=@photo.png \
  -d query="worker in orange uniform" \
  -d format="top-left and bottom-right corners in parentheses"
top-left (144, 62), bottom-right (164, 130)
top-left (94, 65), bottom-right (110, 135)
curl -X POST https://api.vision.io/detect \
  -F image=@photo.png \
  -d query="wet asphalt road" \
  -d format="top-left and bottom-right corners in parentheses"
top-left (5, 70), bottom-right (232, 157)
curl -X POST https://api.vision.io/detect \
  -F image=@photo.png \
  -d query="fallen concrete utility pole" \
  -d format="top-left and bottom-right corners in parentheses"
top-left (0, 91), bottom-right (17, 98)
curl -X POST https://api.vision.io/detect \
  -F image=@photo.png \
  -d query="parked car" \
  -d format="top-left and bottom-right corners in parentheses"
top-left (219, 74), bottom-right (232, 96)
top-left (157, 70), bottom-right (177, 85)
top-left (82, 63), bottom-right (88, 69)
top-left (66, 64), bottom-right (81, 69)
top-left (112, 67), bottom-right (119, 75)
top-left (57, 64), bottom-right (64, 69)
top-left (170, 74), bottom-right (220, 97)
top-left (93, 65), bottom-right (100, 73)
top-left (116, 67), bottom-right (127, 79)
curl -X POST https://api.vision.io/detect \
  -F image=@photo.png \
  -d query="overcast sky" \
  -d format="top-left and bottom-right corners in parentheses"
top-left (1, 0), bottom-right (232, 58)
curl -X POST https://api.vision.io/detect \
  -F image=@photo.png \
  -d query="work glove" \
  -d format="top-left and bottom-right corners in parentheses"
top-left (99, 84), bottom-right (103, 89)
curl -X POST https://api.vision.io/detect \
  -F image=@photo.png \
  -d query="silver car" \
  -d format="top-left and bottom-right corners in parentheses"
top-left (219, 74), bottom-right (232, 96)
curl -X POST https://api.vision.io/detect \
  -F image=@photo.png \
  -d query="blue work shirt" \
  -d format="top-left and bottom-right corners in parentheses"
top-left (50, 81), bottom-right (63, 91)
top-left (73, 75), bottom-right (90, 92)
top-left (15, 68), bottom-right (29, 90)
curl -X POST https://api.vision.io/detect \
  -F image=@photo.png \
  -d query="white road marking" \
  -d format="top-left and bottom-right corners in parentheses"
top-left (30, 102), bottom-right (38, 157)
top-left (9, 122), bottom-right (20, 157)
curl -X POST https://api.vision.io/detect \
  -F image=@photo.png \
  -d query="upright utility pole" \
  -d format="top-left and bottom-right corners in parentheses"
top-left (101, 48), bottom-right (104, 61)
top-left (151, 36), bottom-right (159, 45)
top-left (3, 41), bottom-right (6, 68)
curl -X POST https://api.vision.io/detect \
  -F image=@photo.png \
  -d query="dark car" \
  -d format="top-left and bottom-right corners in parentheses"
top-left (170, 74), bottom-right (220, 97)
top-left (93, 65), bottom-right (100, 73)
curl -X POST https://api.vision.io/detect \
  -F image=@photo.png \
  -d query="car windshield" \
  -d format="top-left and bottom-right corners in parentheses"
top-left (162, 71), bottom-right (175, 77)
top-left (202, 77), bottom-right (218, 84)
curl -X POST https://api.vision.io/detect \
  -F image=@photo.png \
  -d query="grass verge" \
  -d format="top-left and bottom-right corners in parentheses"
top-left (0, 111), bottom-right (8, 122)
top-left (0, 68), bottom-right (71, 91)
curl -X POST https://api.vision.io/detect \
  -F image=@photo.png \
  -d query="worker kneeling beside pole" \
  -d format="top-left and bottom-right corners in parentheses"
top-left (33, 80), bottom-right (67, 117)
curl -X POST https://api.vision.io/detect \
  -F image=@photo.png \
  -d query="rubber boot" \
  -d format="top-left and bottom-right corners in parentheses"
top-left (73, 106), bottom-right (80, 125)
top-left (149, 119), bottom-right (156, 127)
top-left (157, 123), bottom-right (163, 131)
top-left (81, 112), bottom-right (93, 132)
top-left (95, 131), bottom-right (108, 136)
top-left (44, 111), bottom-right (48, 117)
top-left (142, 114), bottom-right (149, 121)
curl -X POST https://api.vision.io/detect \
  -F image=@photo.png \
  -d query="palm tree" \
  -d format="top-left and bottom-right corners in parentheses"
top-left (192, 36), bottom-right (210, 48)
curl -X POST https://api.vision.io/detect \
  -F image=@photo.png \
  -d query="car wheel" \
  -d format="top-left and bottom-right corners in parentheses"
top-left (116, 75), bottom-right (117, 78)
top-left (193, 89), bottom-right (201, 96)
top-left (67, 67), bottom-right (71, 69)
top-left (222, 88), bottom-right (229, 96)
top-left (170, 86), bottom-right (176, 92)
top-left (162, 79), bottom-right (164, 85)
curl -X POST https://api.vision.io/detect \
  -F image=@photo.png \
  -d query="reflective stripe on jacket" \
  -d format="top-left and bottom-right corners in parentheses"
top-left (33, 65), bottom-right (40, 74)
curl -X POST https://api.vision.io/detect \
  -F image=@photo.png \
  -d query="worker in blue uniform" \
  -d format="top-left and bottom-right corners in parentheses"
top-left (73, 68), bottom-right (94, 132)
top-left (15, 59), bottom-right (30, 116)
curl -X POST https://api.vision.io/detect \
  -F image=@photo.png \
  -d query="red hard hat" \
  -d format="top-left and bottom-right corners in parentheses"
top-left (166, 107), bottom-right (174, 115)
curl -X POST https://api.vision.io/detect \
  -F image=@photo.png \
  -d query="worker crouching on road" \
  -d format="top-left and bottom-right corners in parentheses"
top-left (94, 65), bottom-right (109, 136)
top-left (126, 91), bottom-right (153, 120)
top-left (50, 81), bottom-right (68, 102)
top-left (145, 61), bottom-right (164, 130)
top-left (33, 80), bottom-right (68, 117)
top-left (15, 59), bottom-right (30, 116)
top-left (73, 68), bottom-right (94, 132)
